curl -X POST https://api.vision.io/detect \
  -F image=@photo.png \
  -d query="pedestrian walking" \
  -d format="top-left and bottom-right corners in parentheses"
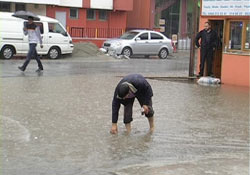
top-left (18, 16), bottom-right (43, 72)
top-left (110, 74), bottom-right (154, 134)
top-left (195, 21), bottom-right (218, 77)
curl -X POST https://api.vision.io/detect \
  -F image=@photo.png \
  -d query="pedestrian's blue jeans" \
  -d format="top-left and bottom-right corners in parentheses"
top-left (22, 43), bottom-right (43, 70)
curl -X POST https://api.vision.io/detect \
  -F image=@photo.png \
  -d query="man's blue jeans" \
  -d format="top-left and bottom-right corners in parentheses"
top-left (21, 43), bottom-right (43, 71)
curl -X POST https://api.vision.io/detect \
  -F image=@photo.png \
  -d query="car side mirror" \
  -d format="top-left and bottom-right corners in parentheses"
top-left (62, 32), bottom-right (68, 36)
top-left (135, 37), bottom-right (141, 41)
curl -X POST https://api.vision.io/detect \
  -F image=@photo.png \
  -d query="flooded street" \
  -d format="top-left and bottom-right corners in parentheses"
top-left (0, 55), bottom-right (249, 175)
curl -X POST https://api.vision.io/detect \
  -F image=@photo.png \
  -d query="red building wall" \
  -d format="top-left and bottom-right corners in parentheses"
top-left (47, 0), bottom-right (133, 47)
top-left (114, 0), bottom-right (133, 11)
top-left (46, 6), bottom-right (87, 29)
top-left (83, 0), bottom-right (90, 8)
top-left (127, 0), bottom-right (155, 29)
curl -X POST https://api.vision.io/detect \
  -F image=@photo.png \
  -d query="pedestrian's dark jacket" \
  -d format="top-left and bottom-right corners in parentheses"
top-left (195, 29), bottom-right (218, 49)
top-left (112, 74), bottom-right (153, 123)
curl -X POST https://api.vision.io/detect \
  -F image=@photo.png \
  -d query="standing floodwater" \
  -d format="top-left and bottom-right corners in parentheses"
top-left (0, 56), bottom-right (249, 175)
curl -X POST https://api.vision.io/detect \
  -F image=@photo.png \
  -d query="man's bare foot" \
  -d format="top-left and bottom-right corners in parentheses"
top-left (110, 123), bottom-right (118, 134)
top-left (149, 126), bottom-right (154, 133)
top-left (148, 117), bottom-right (154, 133)
top-left (125, 123), bottom-right (131, 133)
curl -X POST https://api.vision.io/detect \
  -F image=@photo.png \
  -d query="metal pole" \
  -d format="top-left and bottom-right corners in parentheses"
top-left (189, 0), bottom-right (198, 77)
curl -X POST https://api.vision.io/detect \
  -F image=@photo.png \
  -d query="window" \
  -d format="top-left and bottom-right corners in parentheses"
top-left (0, 2), bottom-right (11, 12)
top-left (48, 23), bottom-right (66, 35)
top-left (24, 22), bottom-right (44, 34)
top-left (226, 20), bottom-right (250, 52)
top-left (15, 3), bottom-right (26, 11)
top-left (70, 8), bottom-right (78, 19)
top-left (244, 23), bottom-right (250, 50)
top-left (138, 33), bottom-right (149, 40)
top-left (87, 9), bottom-right (96, 20)
top-left (150, 33), bottom-right (163, 40)
top-left (99, 10), bottom-right (107, 21)
top-left (229, 22), bottom-right (242, 50)
top-left (120, 31), bottom-right (139, 40)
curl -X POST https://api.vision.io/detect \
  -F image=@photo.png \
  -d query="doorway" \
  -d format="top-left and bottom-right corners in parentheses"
top-left (210, 20), bottom-right (223, 78)
top-left (55, 11), bottom-right (66, 28)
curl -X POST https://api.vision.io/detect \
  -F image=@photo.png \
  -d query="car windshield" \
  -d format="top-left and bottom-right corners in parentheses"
top-left (120, 31), bottom-right (139, 40)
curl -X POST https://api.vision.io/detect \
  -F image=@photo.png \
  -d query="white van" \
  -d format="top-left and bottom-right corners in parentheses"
top-left (0, 12), bottom-right (74, 59)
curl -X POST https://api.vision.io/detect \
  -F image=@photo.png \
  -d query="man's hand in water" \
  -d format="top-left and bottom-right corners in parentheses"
top-left (110, 123), bottom-right (118, 134)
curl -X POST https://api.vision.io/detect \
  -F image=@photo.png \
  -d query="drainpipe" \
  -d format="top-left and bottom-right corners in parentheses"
top-left (189, 0), bottom-right (198, 77)
top-left (150, 0), bottom-right (156, 29)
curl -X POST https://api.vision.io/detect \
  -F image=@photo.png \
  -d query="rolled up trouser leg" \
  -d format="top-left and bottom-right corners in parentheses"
top-left (124, 102), bottom-right (133, 124)
top-left (145, 106), bottom-right (154, 118)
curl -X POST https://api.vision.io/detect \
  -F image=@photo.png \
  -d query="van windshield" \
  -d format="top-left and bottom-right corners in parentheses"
top-left (48, 23), bottom-right (67, 36)
top-left (120, 31), bottom-right (139, 40)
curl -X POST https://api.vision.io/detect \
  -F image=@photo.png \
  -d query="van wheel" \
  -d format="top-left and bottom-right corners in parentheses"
top-left (48, 47), bottom-right (61, 59)
top-left (158, 48), bottom-right (168, 59)
top-left (1, 46), bottom-right (14, 59)
top-left (122, 47), bottom-right (132, 58)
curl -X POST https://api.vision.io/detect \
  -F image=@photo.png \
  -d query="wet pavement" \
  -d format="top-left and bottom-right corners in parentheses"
top-left (0, 53), bottom-right (249, 175)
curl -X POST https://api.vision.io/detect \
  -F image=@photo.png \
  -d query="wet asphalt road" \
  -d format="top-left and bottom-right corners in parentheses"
top-left (0, 53), bottom-right (249, 175)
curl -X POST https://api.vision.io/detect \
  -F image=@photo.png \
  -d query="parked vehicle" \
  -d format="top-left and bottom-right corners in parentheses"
top-left (0, 12), bottom-right (74, 59)
top-left (102, 30), bottom-right (173, 59)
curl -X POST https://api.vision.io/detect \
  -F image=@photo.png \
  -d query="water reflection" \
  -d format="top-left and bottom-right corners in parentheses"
top-left (1, 75), bottom-right (249, 175)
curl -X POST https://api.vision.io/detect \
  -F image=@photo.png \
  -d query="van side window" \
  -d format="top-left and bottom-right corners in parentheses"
top-left (48, 23), bottom-right (66, 35)
top-left (24, 22), bottom-right (44, 34)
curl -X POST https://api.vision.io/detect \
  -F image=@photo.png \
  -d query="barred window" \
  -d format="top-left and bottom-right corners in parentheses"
top-left (87, 9), bottom-right (96, 20)
top-left (99, 10), bottom-right (107, 21)
top-left (70, 8), bottom-right (78, 19)
top-left (0, 2), bottom-right (11, 12)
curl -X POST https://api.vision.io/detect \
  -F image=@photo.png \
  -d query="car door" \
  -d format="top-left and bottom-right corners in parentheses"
top-left (47, 22), bottom-right (70, 52)
top-left (149, 32), bottom-right (164, 54)
top-left (132, 32), bottom-right (150, 54)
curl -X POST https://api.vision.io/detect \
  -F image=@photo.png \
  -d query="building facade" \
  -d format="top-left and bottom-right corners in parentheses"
top-left (197, 0), bottom-right (250, 87)
top-left (0, 0), bottom-right (133, 47)
top-left (46, 0), bottom-right (133, 47)
top-left (127, 0), bottom-right (199, 50)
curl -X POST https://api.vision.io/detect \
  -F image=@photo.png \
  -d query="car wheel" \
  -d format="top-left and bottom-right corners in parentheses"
top-left (48, 47), bottom-right (61, 59)
top-left (1, 46), bottom-right (14, 59)
top-left (122, 47), bottom-right (132, 58)
top-left (158, 48), bottom-right (168, 59)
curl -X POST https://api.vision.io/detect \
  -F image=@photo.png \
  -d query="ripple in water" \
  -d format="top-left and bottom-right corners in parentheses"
top-left (0, 116), bottom-right (31, 142)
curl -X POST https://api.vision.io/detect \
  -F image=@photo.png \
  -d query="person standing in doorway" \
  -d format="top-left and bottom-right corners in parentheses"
top-left (195, 21), bottom-right (218, 77)
top-left (18, 16), bottom-right (43, 72)
top-left (110, 74), bottom-right (155, 134)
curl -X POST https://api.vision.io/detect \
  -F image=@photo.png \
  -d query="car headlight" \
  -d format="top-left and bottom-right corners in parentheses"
top-left (112, 42), bottom-right (122, 47)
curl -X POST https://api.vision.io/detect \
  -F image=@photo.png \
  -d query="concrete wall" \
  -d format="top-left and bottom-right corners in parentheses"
top-left (60, 0), bottom-right (82, 7)
top-left (90, 0), bottom-right (113, 10)
top-left (221, 54), bottom-right (249, 87)
top-left (26, 4), bottom-right (46, 15)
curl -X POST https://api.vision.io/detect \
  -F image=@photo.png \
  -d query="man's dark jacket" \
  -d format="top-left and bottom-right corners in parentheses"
top-left (195, 29), bottom-right (218, 49)
top-left (112, 74), bottom-right (153, 123)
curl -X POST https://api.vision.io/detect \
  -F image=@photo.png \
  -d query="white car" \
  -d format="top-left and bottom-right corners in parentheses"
top-left (102, 30), bottom-right (173, 59)
top-left (0, 12), bottom-right (74, 59)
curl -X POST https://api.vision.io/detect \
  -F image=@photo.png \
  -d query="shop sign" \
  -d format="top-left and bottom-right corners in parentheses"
top-left (202, 0), bottom-right (250, 16)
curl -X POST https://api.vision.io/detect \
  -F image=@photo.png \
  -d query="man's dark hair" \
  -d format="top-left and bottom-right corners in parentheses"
top-left (28, 16), bottom-right (34, 20)
top-left (117, 83), bottom-right (129, 98)
top-left (205, 21), bottom-right (211, 26)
